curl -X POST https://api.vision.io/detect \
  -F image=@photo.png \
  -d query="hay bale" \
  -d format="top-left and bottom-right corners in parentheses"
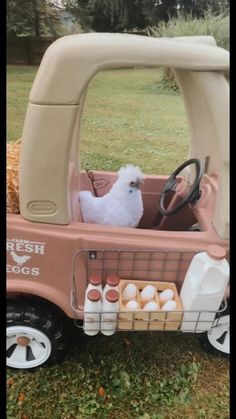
top-left (7, 141), bottom-right (21, 214)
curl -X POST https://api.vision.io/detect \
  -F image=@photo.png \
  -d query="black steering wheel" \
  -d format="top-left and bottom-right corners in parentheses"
top-left (159, 158), bottom-right (203, 216)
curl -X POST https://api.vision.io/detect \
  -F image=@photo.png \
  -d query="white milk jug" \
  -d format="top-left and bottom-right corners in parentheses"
top-left (83, 289), bottom-right (102, 335)
top-left (180, 245), bottom-right (229, 332)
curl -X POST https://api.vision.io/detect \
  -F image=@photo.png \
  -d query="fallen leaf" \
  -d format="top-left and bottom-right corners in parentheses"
top-left (7, 378), bottom-right (14, 387)
top-left (123, 337), bottom-right (132, 346)
top-left (18, 393), bottom-right (26, 402)
top-left (98, 386), bottom-right (105, 397)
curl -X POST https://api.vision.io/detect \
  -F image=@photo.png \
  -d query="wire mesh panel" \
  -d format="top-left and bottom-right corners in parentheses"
top-left (71, 249), bottom-right (226, 333)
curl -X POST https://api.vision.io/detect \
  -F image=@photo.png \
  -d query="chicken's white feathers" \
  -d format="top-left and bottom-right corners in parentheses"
top-left (79, 164), bottom-right (144, 228)
top-left (117, 164), bottom-right (144, 184)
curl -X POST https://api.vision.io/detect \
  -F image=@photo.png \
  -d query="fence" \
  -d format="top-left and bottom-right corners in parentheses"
top-left (7, 31), bottom-right (150, 65)
top-left (7, 36), bottom-right (57, 65)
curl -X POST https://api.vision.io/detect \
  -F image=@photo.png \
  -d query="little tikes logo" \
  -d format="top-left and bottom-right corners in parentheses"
top-left (7, 238), bottom-right (45, 276)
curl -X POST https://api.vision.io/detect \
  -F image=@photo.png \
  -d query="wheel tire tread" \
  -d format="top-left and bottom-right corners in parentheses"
top-left (198, 300), bottom-right (229, 359)
top-left (7, 302), bottom-right (66, 369)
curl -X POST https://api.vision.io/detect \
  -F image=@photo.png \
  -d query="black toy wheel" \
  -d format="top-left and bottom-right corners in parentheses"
top-left (7, 302), bottom-right (67, 369)
top-left (198, 300), bottom-right (229, 358)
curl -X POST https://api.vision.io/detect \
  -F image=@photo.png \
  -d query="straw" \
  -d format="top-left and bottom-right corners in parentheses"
top-left (7, 140), bottom-right (21, 214)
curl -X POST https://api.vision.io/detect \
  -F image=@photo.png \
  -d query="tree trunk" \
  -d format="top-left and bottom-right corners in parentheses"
top-left (32, 1), bottom-right (41, 37)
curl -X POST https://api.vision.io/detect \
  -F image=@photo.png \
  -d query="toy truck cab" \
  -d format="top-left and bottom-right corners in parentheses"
top-left (7, 33), bottom-right (229, 369)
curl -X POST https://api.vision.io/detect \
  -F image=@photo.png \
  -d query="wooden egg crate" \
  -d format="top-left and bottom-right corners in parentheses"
top-left (117, 279), bottom-right (183, 331)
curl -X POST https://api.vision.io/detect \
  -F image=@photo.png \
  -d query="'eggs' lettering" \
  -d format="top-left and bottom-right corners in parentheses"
top-left (6, 265), bottom-right (40, 276)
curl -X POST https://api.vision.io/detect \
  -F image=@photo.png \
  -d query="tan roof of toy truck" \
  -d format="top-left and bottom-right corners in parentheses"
top-left (19, 33), bottom-right (229, 239)
top-left (29, 33), bottom-right (228, 105)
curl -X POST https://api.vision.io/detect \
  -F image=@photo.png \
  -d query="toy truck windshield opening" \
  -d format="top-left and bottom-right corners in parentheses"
top-left (18, 33), bottom-right (229, 240)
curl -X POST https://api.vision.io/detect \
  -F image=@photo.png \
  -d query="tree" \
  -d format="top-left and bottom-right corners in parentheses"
top-left (124, 0), bottom-right (154, 30)
top-left (61, 0), bottom-right (230, 33)
top-left (151, 0), bottom-right (178, 24)
top-left (178, 0), bottom-right (229, 18)
top-left (65, 0), bottom-right (156, 32)
top-left (87, 0), bottom-right (122, 32)
top-left (7, 0), bottom-right (63, 37)
top-left (62, 0), bottom-right (92, 31)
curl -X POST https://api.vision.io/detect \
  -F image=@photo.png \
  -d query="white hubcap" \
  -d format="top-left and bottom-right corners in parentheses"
top-left (7, 326), bottom-right (52, 369)
top-left (207, 315), bottom-right (230, 355)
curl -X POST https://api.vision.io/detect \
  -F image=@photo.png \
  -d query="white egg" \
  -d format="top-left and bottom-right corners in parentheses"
top-left (125, 300), bottom-right (139, 310)
top-left (140, 285), bottom-right (156, 300)
top-left (159, 288), bottom-right (175, 302)
top-left (161, 300), bottom-right (177, 311)
top-left (122, 283), bottom-right (137, 299)
top-left (142, 301), bottom-right (159, 311)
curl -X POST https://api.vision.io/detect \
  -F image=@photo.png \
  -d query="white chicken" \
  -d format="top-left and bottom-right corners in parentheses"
top-left (79, 164), bottom-right (144, 227)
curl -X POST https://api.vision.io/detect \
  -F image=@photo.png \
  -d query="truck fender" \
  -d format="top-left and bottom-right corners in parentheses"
top-left (7, 279), bottom-right (73, 318)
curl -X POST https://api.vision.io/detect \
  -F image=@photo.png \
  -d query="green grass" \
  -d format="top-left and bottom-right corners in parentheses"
top-left (7, 65), bottom-right (229, 418)
top-left (155, 12), bottom-right (229, 51)
top-left (7, 65), bottom-right (190, 174)
top-left (7, 66), bottom-right (39, 144)
top-left (7, 332), bottom-right (229, 419)
top-left (150, 12), bottom-right (229, 92)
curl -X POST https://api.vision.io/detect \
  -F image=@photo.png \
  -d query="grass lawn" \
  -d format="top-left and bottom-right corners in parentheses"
top-left (7, 65), bottom-right (229, 419)
top-left (7, 65), bottom-right (190, 174)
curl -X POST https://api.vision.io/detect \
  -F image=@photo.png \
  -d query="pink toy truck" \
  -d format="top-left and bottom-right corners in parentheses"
top-left (7, 33), bottom-right (229, 369)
